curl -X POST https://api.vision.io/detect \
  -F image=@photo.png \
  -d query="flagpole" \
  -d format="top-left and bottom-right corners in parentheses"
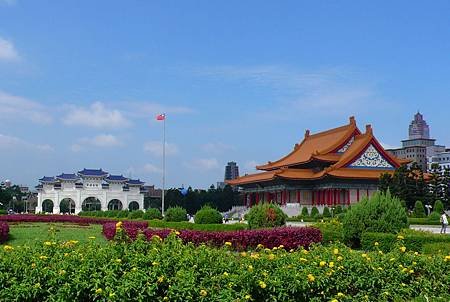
top-left (162, 113), bottom-right (166, 216)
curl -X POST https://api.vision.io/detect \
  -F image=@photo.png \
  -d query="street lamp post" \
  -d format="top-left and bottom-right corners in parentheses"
top-left (425, 204), bottom-right (432, 216)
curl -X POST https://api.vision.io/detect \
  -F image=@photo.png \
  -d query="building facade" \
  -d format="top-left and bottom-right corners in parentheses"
top-left (225, 162), bottom-right (239, 181)
top-left (386, 112), bottom-right (436, 171)
top-left (36, 169), bottom-right (145, 214)
top-left (228, 117), bottom-right (407, 212)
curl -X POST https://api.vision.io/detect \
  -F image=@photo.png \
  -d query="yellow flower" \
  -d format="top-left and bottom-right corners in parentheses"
top-left (302, 249), bottom-right (309, 254)
top-left (115, 259), bottom-right (122, 263)
top-left (278, 244), bottom-right (284, 249)
top-left (225, 241), bottom-right (232, 246)
top-left (250, 253), bottom-right (260, 259)
top-left (272, 247), bottom-right (278, 251)
top-left (397, 235), bottom-right (404, 240)
top-left (223, 272), bottom-right (229, 277)
top-left (378, 250), bottom-right (383, 255)
top-left (115, 221), bottom-right (123, 229)
top-left (319, 261), bottom-right (326, 267)
top-left (361, 253), bottom-right (367, 258)
top-left (299, 257), bottom-right (308, 262)
top-left (307, 274), bottom-right (315, 282)
top-left (152, 261), bottom-right (159, 266)
top-left (329, 261), bottom-right (334, 268)
top-left (39, 255), bottom-right (48, 260)
top-left (157, 276), bottom-right (165, 283)
top-left (34, 283), bottom-right (41, 289)
top-left (109, 292), bottom-right (116, 298)
top-left (88, 236), bottom-right (96, 240)
top-left (400, 246), bottom-right (406, 253)
top-left (390, 257), bottom-right (396, 262)
top-left (268, 254), bottom-right (275, 260)
top-left (64, 253), bottom-right (69, 257)
top-left (445, 255), bottom-right (450, 262)
top-left (337, 292), bottom-right (345, 297)
top-left (175, 231), bottom-right (180, 235)
top-left (200, 289), bottom-right (207, 297)
top-left (257, 243), bottom-right (264, 249)
top-left (374, 242), bottom-right (379, 246)
top-left (31, 263), bottom-right (36, 268)
top-left (248, 265), bottom-right (253, 272)
top-left (59, 270), bottom-right (66, 275)
top-left (95, 288), bottom-right (103, 294)
top-left (377, 267), bottom-right (383, 271)
top-left (3, 245), bottom-right (14, 252)
top-left (414, 252), bottom-right (419, 256)
top-left (337, 256), bottom-right (343, 261)
top-left (333, 248), bottom-right (339, 255)
top-left (409, 269), bottom-right (414, 274)
top-left (244, 294), bottom-right (252, 300)
top-left (258, 281), bottom-right (267, 289)
top-left (331, 299), bottom-right (338, 302)
top-left (44, 241), bottom-right (52, 246)
top-left (240, 252), bottom-right (247, 257)
top-left (163, 297), bottom-right (169, 301)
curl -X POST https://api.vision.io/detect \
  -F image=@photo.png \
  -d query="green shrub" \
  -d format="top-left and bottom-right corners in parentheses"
top-left (428, 211), bottom-right (441, 221)
top-left (117, 210), bottom-right (129, 218)
top-left (322, 207), bottom-right (331, 218)
top-left (413, 201), bottom-right (425, 218)
top-left (107, 210), bottom-right (119, 218)
top-left (128, 210), bottom-right (144, 219)
top-left (246, 203), bottom-right (287, 229)
top-left (194, 206), bottom-right (223, 224)
top-left (342, 190), bottom-right (408, 247)
top-left (0, 210), bottom-right (7, 215)
top-left (143, 208), bottom-right (162, 220)
top-left (433, 200), bottom-right (444, 214)
top-left (164, 206), bottom-right (188, 222)
top-left (408, 217), bottom-right (440, 225)
top-left (313, 219), bottom-right (343, 243)
top-left (334, 205), bottom-right (343, 215)
top-left (301, 207), bottom-right (309, 217)
top-left (361, 229), bottom-right (450, 253)
top-left (310, 207), bottom-right (319, 218)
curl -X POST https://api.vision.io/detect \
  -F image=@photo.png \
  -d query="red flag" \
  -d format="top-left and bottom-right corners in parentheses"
top-left (156, 114), bottom-right (165, 121)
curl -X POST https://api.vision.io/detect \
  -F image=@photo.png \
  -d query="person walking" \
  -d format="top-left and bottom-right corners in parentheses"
top-left (440, 211), bottom-right (448, 234)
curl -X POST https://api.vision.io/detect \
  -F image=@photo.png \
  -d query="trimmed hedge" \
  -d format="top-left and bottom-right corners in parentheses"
top-left (164, 207), bottom-right (188, 222)
top-left (143, 208), bottom-right (162, 220)
top-left (313, 220), bottom-right (343, 243)
top-left (147, 219), bottom-right (247, 231)
top-left (361, 230), bottom-right (450, 253)
top-left (128, 210), bottom-right (144, 219)
top-left (104, 223), bottom-right (322, 250)
top-left (408, 218), bottom-right (440, 225)
top-left (246, 203), bottom-right (287, 229)
top-left (422, 242), bottom-right (450, 255)
top-left (0, 222), bottom-right (8, 243)
top-left (194, 206), bottom-right (223, 224)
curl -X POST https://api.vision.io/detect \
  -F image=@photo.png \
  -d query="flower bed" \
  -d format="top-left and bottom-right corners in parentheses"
top-left (0, 214), bottom-right (148, 228)
top-left (0, 222), bottom-right (9, 243)
top-left (103, 222), bottom-right (322, 250)
top-left (0, 235), bottom-right (449, 301)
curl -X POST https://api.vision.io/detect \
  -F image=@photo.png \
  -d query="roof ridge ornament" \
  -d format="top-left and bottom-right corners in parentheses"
top-left (365, 124), bottom-right (373, 134)
top-left (305, 129), bottom-right (310, 138)
top-left (349, 116), bottom-right (356, 124)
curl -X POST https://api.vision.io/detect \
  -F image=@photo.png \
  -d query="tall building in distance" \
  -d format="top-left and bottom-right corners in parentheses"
top-left (386, 112), bottom-right (438, 171)
top-left (217, 162), bottom-right (240, 189)
top-left (224, 162), bottom-right (239, 181)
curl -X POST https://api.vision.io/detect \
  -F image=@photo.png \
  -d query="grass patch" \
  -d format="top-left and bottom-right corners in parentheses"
top-left (4, 223), bottom-right (106, 246)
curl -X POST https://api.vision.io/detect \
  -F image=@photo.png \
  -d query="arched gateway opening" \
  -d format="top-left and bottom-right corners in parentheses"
top-left (42, 199), bottom-right (54, 213)
top-left (82, 197), bottom-right (101, 211)
top-left (60, 198), bottom-right (76, 214)
top-left (108, 199), bottom-right (123, 210)
top-left (128, 201), bottom-right (139, 211)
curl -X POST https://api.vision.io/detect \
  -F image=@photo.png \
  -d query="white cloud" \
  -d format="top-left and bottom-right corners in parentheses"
top-left (71, 134), bottom-right (122, 152)
top-left (201, 142), bottom-right (235, 154)
top-left (0, 133), bottom-right (53, 151)
top-left (63, 102), bottom-right (130, 128)
top-left (196, 65), bottom-right (389, 119)
top-left (243, 160), bottom-right (259, 173)
top-left (142, 163), bottom-right (163, 174)
top-left (0, 0), bottom-right (16, 6)
top-left (125, 101), bottom-right (195, 119)
top-left (184, 158), bottom-right (220, 172)
top-left (144, 141), bottom-right (178, 156)
top-left (0, 37), bottom-right (19, 61)
top-left (0, 90), bottom-right (52, 124)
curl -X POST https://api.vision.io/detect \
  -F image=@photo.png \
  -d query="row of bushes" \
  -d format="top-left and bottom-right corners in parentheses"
top-left (361, 229), bottom-right (450, 253)
top-left (147, 220), bottom-right (247, 231)
top-left (104, 222), bottom-right (322, 250)
top-left (1, 234), bottom-right (448, 301)
top-left (0, 222), bottom-right (8, 243)
top-left (0, 214), bottom-right (148, 229)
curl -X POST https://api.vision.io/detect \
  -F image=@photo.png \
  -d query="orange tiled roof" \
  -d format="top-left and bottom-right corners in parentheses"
top-left (257, 116), bottom-right (359, 170)
top-left (228, 117), bottom-right (405, 186)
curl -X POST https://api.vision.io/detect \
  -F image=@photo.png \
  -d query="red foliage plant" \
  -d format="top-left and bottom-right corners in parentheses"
top-left (0, 222), bottom-right (9, 243)
top-left (103, 223), bottom-right (322, 251)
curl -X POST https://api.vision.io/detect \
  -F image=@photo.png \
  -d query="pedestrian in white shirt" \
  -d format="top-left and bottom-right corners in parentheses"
top-left (440, 211), bottom-right (448, 234)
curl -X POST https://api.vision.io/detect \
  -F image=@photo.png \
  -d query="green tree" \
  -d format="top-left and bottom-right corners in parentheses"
top-left (412, 200), bottom-right (426, 218)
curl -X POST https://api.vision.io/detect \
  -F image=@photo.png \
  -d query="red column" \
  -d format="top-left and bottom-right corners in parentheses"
top-left (337, 189), bottom-right (341, 205)
top-left (367, 189), bottom-right (369, 198)
top-left (347, 190), bottom-right (350, 205)
top-left (356, 189), bottom-right (360, 202)
top-left (312, 190), bottom-right (315, 205)
top-left (297, 190), bottom-right (301, 203)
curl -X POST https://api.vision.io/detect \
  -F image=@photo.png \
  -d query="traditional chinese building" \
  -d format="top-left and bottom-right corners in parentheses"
top-left (227, 117), bottom-right (407, 211)
top-left (36, 169), bottom-right (145, 214)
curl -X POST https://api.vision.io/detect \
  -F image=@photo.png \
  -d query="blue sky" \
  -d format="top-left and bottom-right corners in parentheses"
top-left (0, 0), bottom-right (449, 189)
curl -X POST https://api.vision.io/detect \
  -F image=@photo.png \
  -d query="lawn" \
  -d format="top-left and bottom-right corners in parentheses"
top-left (4, 223), bottom-right (106, 246)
